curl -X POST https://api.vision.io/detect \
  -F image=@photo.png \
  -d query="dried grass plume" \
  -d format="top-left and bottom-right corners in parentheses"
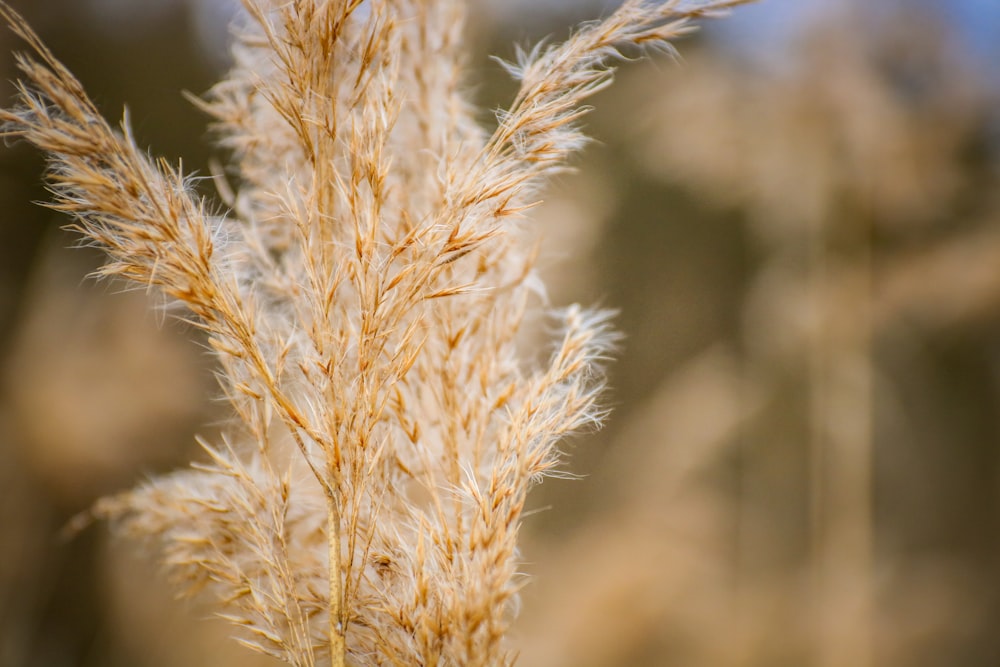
top-left (0, 1), bottom-right (748, 665)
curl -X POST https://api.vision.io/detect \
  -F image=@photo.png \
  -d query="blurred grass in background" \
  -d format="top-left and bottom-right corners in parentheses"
top-left (2, 1), bottom-right (999, 666)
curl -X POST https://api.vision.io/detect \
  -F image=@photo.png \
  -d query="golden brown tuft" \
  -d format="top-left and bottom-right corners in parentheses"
top-left (0, 1), bottom-right (747, 664)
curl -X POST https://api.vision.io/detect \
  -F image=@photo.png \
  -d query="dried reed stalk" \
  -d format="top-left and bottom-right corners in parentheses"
top-left (0, 1), bottom-right (747, 664)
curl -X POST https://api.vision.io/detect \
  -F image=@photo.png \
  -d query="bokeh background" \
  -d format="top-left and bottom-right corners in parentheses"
top-left (2, 0), bottom-right (1000, 665)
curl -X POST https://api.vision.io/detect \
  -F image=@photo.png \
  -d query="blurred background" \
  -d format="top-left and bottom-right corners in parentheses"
top-left (1, 0), bottom-right (999, 665)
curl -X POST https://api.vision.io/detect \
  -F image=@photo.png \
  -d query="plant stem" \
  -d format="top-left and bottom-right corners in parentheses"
top-left (329, 499), bottom-right (346, 667)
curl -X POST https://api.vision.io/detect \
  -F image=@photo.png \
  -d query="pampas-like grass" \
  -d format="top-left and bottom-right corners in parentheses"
top-left (0, 1), bottom-right (747, 664)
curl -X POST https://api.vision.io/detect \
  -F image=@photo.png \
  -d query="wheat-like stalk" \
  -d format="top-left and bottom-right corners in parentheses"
top-left (0, 1), bottom-right (747, 664)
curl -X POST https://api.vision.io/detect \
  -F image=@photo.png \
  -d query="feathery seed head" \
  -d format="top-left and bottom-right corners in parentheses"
top-left (0, 1), bottom-right (748, 664)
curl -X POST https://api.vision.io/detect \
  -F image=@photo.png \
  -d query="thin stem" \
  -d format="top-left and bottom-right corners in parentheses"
top-left (329, 498), bottom-right (346, 667)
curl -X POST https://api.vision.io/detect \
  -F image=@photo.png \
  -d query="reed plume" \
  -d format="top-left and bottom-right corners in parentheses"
top-left (0, 1), bottom-right (747, 664)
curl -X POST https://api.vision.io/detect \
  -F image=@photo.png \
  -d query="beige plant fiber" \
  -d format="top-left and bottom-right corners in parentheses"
top-left (0, 1), bottom-right (747, 665)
